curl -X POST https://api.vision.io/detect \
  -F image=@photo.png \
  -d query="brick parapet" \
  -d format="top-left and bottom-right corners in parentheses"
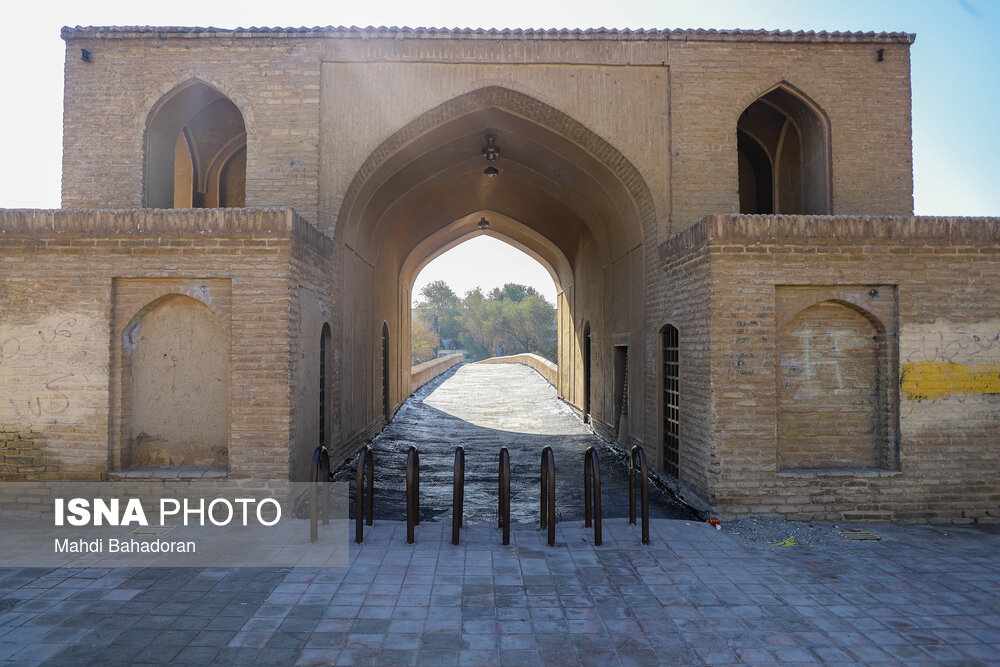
top-left (0, 208), bottom-right (333, 247)
top-left (660, 215), bottom-right (1000, 257)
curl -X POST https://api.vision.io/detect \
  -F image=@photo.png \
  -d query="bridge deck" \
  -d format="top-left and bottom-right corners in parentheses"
top-left (335, 362), bottom-right (696, 524)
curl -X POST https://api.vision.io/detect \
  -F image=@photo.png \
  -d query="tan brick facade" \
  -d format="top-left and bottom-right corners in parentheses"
top-left (1, 26), bottom-right (996, 522)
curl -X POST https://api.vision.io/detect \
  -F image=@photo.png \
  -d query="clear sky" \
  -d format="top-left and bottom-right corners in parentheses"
top-left (1, 1), bottom-right (996, 305)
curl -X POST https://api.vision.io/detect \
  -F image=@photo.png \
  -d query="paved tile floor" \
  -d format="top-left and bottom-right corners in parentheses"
top-left (1, 517), bottom-right (998, 665)
top-left (2, 364), bottom-right (997, 665)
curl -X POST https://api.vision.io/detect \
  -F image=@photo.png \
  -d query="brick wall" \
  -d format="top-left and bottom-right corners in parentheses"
top-left (700, 215), bottom-right (1000, 523)
top-left (57, 27), bottom-right (917, 477)
top-left (61, 30), bottom-right (321, 221)
top-left (0, 208), bottom-right (310, 481)
top-left (648, 224), bottom-right (715, 510)
top-left (0, 430), bottom-right (48, 480)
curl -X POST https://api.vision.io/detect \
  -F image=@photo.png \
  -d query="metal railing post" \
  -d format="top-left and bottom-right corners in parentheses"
top-left (498, 447), bottom-right (510, 546)
top-left (406, 445), bottom-right (419, 544)
top-left (629, 445), bottom-right (650, 545)
top-left (355, 445), bottom-right (373, 544)
top-left (584, 447), bottom-right (602, 546)
top-left (540, 446), bottom-right (555, 547)
top-left (309, 446), bottom-right (330, 544)
top-left (452, 446), bottom-right (465, 546)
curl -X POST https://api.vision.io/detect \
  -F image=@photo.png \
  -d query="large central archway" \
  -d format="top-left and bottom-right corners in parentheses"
top-left (335, 86), bottom-right (652, 449)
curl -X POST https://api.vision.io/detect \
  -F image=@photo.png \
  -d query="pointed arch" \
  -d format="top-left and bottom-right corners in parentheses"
top-left (336, 85), bottom-right (654, 260)
top-left (120, 294), bottom-right (229, 469)
top-left (399, 210), bottom-right (573, 294)
top-left (144, 79), bottom-right (247, 209)
top-left (737, 82), bottom-right (831, 215)
top-left (777, 299), bottom-right (895, 471)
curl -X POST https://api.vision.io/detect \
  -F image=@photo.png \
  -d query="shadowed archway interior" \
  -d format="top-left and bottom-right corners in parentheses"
top-left (738, 83), bottom-right (831, 215)
top-left (335, 87), bottom-right (651, 449)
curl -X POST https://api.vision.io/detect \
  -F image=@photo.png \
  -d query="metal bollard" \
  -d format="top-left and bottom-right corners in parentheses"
top-left (309, 446), bottom-right (330, 544)
top-left (629, 445), bottom-right (650, 545)
top-left (584, 447), bottom-right (602, 546)
top-left (452, 446), bottom-right (465, 546)
top-left (406, 445), bottom-right (420, 544)
top-left (355, 445), bottom-right (374, 544)
top-left (498, 447), bottom-right (510, 546)
top-left (540, 446), bottom-right (556, 547)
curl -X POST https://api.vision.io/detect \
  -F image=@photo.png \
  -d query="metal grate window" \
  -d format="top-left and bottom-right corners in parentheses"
top-left (663, 325), bottom-right (679, 479)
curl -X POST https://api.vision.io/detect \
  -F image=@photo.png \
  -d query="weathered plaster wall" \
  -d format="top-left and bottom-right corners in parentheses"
top-left (127, 294), bottom-right (230, 467)
top-left (700, 215), bottom-right (1000, 522)
top-left (0, 208), bottom-right (307, 480)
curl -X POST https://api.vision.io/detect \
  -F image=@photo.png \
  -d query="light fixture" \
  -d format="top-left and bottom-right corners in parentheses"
top-left (477, 217), bottom-right (489, 232)
top-left (481, 134), bottom-right (500, 177)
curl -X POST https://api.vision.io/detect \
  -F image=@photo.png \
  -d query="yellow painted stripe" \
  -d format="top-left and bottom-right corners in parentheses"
top-left (901, 361), bottom-right (1000, 400)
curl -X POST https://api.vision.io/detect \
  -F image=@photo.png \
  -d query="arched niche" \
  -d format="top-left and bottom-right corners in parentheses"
top-left (146, 80), bottom-right (247, 209)
top-left (738, 84), bottom-right (831, 215)
top-left (122, 294), bottom-right (229, 468)
top-left (777, 300), bottom-right (891, 470)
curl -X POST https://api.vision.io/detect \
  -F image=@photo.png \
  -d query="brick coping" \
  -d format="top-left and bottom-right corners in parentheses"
top-left (0, 208), bottom-right (333, 251)
top-left (660, 214), bottom-right (1000, 257)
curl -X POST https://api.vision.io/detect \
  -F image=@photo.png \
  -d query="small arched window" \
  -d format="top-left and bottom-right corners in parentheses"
top-left (738, 85), bottom-right (830, 215)
top-left (146, 81), bottom-right (247, 209)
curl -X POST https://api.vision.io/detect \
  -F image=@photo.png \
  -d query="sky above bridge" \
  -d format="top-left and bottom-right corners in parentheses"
top-left (1, 0), bottom-right (996, 304)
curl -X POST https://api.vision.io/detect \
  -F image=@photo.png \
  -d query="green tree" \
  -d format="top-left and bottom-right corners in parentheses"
top-left (499, 293), bottom-right (557, 361)
top-left (489, 283), bottom-right (541, 303)
top-left (411, 281), bottom-right (558, 363)
top-left (413, 280), bottom-right (462, 347)
top-left (457, 287), bottom-right (501, 360)
top-left (410, 319), bottom-right (440, 365)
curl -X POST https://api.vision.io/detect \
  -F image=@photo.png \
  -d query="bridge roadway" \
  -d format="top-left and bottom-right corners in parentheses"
top-left (334, 362), bottom-right (697, 524)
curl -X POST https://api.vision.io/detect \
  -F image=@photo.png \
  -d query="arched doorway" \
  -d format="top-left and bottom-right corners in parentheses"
top-left (334, 87), bottom-right (652, 450)
top-left (145, 80), bottom-right (247, 209)
top-left (737, 83), bottom-right (831, 215)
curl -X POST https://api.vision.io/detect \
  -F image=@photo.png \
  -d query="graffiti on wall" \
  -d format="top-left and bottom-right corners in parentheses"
top-left (0, 313), bottom-right (102, 429)
top-left (900, 322), bottom-right (1000, 401)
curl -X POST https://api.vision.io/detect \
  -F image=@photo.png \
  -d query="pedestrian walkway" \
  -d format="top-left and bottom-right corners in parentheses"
top-left (2, 363), bottom-right (998, 665)
top-left (1, 518), bottom-right (998, 665)
top-left (334, 362), bottom-right (695, 524)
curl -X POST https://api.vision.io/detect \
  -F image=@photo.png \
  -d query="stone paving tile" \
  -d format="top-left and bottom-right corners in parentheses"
top-left (1, 519), bottom-right (999, 665)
